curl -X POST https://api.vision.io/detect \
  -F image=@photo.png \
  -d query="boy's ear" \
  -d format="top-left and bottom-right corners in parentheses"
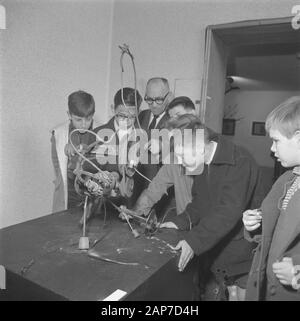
top-left (294, 130), bottom-right (300, 146)
top-left (67, 111), bottom-right (71, 120)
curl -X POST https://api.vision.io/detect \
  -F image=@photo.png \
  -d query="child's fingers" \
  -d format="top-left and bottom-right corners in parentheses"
top-left (159, 222), bottom-right (178, 229)
top-left (243, 215), bottom-right (262, 223)
top-left (245, 223), bottom-right (261, 231)
top-left (282, 257), bottom-right (292, 263)
top-left (274, 272), bottom-right (285, 278)
top-left (278, 279), bottom-right (288, 285)
top-left (273, 261), bottom-right (292, 270)
top-left (243, 209), bottom-right (259, 216)
top-left (244, 218), bottom-right (261, 225)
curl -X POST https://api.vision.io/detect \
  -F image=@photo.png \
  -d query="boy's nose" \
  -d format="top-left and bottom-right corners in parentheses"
top-left (270, 142), bottom-right (276, 153)
top-left (82, 119), bottom-right (88, 128)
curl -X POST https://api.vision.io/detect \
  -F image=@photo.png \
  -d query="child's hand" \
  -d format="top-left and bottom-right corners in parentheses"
top-left (273, 257), bottom-right (295, 286)
top-left (158, 222), bottom-right (178, 229)
top-left (64, 143), bottom-right (76, 157)
top-left (243, 209), bottom-right (262, 231)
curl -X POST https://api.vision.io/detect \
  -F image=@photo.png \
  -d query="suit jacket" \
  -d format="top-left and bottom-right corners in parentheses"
top-left (171, 135), bottom-right (264, 278)
top-left (138, 109), bottom-right (170, 132)
top-left (137, 109), bottom-right (170, 182)
top-left (245, 170), bottom-right (300, 301)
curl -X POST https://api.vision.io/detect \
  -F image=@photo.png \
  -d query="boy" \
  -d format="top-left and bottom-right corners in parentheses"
top-left (80, 87), bottom-right (143, 209)
top-left (167, 96), bottom-right (196, 120)
top-left (145, 114), bottom-right (263, 300)
top-left (51, 90), bottom-right (98, 213)
top-left (133, 96), bottom-right (196, 217)
top-left (243, 96), bottom-right (300, 301)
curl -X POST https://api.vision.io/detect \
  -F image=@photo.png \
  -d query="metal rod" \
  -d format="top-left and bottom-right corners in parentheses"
top-left (107, 199), bottom-right (147, 222)
top-left (83, 196), bottom-right (88, 237)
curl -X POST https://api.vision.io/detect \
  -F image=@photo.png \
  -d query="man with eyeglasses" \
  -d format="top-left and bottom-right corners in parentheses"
top-left (137, 78), bottom-right (174, 181)
top-left (133, 78), bottom-right (175, 217)
top-left (139, 77), bottom-right (173, 134)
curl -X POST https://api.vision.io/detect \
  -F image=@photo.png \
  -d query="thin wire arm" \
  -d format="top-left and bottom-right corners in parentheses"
top-left (119, 44), bottom-right (142, 130)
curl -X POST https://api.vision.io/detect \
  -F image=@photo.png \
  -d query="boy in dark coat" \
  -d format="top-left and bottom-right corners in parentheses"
top-left (156, 114), bottom-right (263, 300)
top-left (243, 96), bottom-right (300, 301)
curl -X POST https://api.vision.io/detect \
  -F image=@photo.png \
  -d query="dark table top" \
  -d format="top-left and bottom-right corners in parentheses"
top-left (0, 208), bottom-right (197, 301)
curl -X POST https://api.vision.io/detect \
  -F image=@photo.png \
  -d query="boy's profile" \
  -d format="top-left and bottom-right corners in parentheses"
top-left (243, 96), bottom-right (300, 300)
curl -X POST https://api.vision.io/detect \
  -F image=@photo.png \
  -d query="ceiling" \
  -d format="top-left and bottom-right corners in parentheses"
top-left (217, 20), bottom-right (300, 91)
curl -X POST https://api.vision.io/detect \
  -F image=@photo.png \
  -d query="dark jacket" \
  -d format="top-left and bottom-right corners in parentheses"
top-left (138, 109), bottom-right (169, 132)
top-left (171, 135), bottom-right (264, 279)
top-left (137, 109), bottom-right (170, 182)
top-left (89, 117), bottom-right (142, 206)
top-left (245, 170), bottom-right (300, 301)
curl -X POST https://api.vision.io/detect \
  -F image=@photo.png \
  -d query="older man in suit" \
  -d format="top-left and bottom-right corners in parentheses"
top-left (139, 78), bottom-right (173, 133)
top-left (138, 77), bottom-right (174, 182)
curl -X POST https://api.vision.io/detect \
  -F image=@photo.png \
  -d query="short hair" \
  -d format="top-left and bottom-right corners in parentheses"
top-left (165, 114), bottom-right (216, 144)
top-left (114, 87), bottom-right (142, 109)
top-left (68, 90), bottom-right (95, 117)
top-left (167, 96), bottom-right (195, 112)
top-left (265, 96), bottom-right (300, 138)
top-left (146, 77), bottom-right (170, 90)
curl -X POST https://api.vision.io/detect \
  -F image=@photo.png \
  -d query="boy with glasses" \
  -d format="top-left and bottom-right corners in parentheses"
top-left (79, 87), bottom-right (143, 214)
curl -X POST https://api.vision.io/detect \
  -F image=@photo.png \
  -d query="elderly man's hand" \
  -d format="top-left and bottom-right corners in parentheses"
top-left (172, 240), bottom-right (194, 272)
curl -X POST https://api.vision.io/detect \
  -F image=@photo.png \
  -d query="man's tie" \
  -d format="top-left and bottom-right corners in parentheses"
top-left (148, 115), bottom-right (159, 131)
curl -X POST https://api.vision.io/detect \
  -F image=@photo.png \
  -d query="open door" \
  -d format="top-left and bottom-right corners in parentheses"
top-left (200, 26), bottom-right (228, 133)
top-left (200, 16), bottom-right (298, 134)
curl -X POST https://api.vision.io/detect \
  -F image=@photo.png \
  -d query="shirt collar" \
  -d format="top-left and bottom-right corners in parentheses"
top-left (205, 141), bottom-right (217, 165)
top-left (210, 135), bottom-right (236, 165)
top-left (293, 166), bottom-right (300, 176)
top-left (149, 111), bottom-right (166, 127)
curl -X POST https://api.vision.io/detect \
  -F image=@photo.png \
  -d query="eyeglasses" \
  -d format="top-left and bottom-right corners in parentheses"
top-left (144, 92), bottom-right (169, 105)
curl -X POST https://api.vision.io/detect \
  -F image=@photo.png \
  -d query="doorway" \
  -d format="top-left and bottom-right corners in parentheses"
top-left (200, 17), bottom-right (300, 193)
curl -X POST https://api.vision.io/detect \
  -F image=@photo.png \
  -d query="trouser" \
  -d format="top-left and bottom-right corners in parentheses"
top-left (199, 271), bottom-right (247, 301)
top-left (195, 256), bottom-right (247, 301)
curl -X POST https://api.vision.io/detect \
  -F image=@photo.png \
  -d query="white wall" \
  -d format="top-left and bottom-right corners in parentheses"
top-left (0, 0), bottom-right (113, 228)
top-left (108, 0), bottom-right (297, 107)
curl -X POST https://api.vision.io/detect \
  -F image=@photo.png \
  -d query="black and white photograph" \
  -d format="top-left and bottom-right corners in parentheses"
top-left (0, 0), bottom-right (300, 305)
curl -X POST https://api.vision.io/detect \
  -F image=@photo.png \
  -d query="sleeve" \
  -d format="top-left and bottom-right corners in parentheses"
top-left (292, 254), bottom-right (300, 266)
top-left (144, 165), bottom-right (175, 204)
top-left (171, 167), bottom-right (210, 230)
top-left (244, 228), bottom-right (262, 243)
top-left (176, 157), bottom-right (256, 256)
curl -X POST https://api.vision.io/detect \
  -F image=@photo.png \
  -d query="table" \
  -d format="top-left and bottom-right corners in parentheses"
top-left (0, 208), bottom-right (198, 301)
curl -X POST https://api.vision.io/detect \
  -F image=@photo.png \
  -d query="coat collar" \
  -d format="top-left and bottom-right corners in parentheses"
top-left (211, 135), bottom-right (236, 166)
